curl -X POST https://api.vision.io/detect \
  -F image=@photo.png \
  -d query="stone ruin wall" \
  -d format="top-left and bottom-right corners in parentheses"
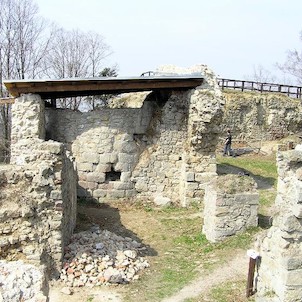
top-left (255, 147), bottom-right (302, 302)
top-left (46, 65), bottom-right (225, 206)
top-left (221, 91), bottom-right (302, 142)
top-left (203, 174), bottom-right (259, 242)
top-left (0, 94), bottom-right (77, 277)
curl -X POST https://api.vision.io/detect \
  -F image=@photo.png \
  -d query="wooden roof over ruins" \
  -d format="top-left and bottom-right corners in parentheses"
top-left (3, 76), bottom-right (204, 100)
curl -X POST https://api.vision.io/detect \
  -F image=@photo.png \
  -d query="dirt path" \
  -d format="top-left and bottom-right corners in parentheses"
top-left (49, 283), bottom-right (123, 302)
top-left (49, 250), bottom-right (249, 302)
top-left (162, 250), bottom-right (249, 302)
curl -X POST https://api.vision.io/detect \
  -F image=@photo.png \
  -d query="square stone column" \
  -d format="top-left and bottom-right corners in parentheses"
top-left (11, 94), bottom-right (45, 164)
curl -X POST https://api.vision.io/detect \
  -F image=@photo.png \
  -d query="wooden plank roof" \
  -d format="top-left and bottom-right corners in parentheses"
top-left (3, 76), bottom-right (204, 99)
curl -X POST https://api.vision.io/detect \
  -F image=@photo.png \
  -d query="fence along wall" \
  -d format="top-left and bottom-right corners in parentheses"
top-left (46, 65), bottom-right (225, 206)
top-left (218, 78), bottom-right (302, 99)
top-left (221, 90), bottom-right (302, 142)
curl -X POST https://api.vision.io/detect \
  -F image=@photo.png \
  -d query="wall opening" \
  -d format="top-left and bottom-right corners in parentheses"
top-left (105, 166), bottom-right (121, 182)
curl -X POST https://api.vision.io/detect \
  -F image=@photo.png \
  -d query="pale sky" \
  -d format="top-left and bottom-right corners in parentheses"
top-left (35, 0), bottom-right (302, 82)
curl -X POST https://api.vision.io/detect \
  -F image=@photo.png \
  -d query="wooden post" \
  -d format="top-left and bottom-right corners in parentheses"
top-left (246, 249), bottom-right (260, 298)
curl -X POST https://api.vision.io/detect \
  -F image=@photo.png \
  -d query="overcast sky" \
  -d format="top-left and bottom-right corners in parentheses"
top-left (35, 0), bottom-right (302, 82)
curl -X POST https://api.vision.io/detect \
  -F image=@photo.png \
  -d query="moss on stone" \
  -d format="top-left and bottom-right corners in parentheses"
top-left (216, 174), bottom-right (257, 194)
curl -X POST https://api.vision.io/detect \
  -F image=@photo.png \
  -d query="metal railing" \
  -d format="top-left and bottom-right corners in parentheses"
top-left (218, 78), bottom-right (302, 99)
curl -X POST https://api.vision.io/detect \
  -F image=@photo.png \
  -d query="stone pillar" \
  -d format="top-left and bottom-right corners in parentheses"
top-left (255, 148), bottom-right (302, 302)
top-left (177, 65), bottom-right (225, 206)
top-left (203, 175), bottom-right (258, 242)
top-left (11, 94), bottom-right (45, 164)
top-left (3, 93), bottom-right (77, 276)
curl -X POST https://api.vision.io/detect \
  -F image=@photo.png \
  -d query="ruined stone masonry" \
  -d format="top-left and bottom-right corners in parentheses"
top-left (222, 91), bottom-right (302, 142)
top-left (255, 146), bottom-right (302, 302)
top-left (203, 174), bottom-right (259, 242)
top-left (0, 64), bottom-right (225, 299)
top-left (46, 65), bottom-right (225, 206)
top-left (0, 94), bottom-right (77, 277)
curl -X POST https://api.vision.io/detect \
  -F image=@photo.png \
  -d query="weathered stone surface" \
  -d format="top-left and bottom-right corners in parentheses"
top-left (1, 95), bottom-right (77, 276)
top-left (60, 225), bottom-right (149, 287)
top-left (0, 261), bottom-right (48, 302)
top-left (203, 175), bottom-right (259, 242)
top-left (46, 65), bottom-right (225, 206)
top-left (222, 91), bottom-right (302, 141)
top-left (154, 195), bottom-right (171, 206)
top-left (256, 149), bottom-right (302, 301)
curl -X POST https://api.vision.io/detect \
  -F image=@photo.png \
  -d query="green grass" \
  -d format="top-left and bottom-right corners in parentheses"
top-left (217, 155), bottom-right (277, 184)
top-left (209, 280), bottom-right (255, 302)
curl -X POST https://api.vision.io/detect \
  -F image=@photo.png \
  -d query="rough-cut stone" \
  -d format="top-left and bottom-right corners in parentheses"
top-left (0, 95), bottom-right (77, 276)
top-left (60, 225), bottom-right (149, 287)
top-left (255, 147), bottom-right (302, 302)
top-left (221, 91), bottom-right (302, 142)
top-left (46, 65), bottom-right (225, 206)
top-left (0, 261), bottom-right (48, 302)
top-left (203, 174), bottom-right (259, 242)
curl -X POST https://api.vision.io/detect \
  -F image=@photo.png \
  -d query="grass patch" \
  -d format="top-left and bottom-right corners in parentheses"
top-left (217, 155), bottom-right (277, 185)
top-left (78, 154), bottom-right (277, 302)
top-left (209, 280), bottom-right (255, 302)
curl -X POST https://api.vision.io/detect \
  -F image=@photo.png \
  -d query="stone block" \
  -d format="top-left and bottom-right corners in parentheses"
top-left (285, 269), bottom-right (302, 286)
top-left (186, 172), bottom-right (195, 182)
top-left (77, 163), bottom-right (93, 172)
top-left (125, 190), bottom-right (137, 197)
top-left (93, 189), bottom-right (106, 198)
top-left (114, 161), bottom-right (131, 172)
top-left (86, 173), bottom-right (105, 183)
top-left (135, 180), bottom-right (148, 192)
top-left (107, 190), bottom-right (125, 199)
top-left (95, 164), bottom-right (111, 173)
top-left (99, 154), bottom-right (111, 164)
top-left (113, 182), bottom-right (134, 190)
top-left (81, 152), bottom-right (100, 164)
top-left (282, 257), bottom-right (302, 270)
top-left (86, 182), bottom-right (97, 190)
top-left (154, 195), bottom-right (171, 206)
top-left (50, 190), bottom-right (62, 200)
top-left (120, 172), bottom-right (131, 182)
top-left (186, 182), bottom-right (199, 191)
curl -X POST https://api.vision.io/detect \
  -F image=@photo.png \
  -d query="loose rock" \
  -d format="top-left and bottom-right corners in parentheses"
top-left (60, 225), bottom-right (150, 287)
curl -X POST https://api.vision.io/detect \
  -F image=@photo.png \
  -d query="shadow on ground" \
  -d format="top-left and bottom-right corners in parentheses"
top-left (75, 197), bottom-right (158, 257)
top-left (217, 163), bottom-right (275, 190)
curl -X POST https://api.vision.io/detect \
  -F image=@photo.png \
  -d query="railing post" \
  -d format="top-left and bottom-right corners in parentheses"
top-left (246, 249), bottom-right (260, 298)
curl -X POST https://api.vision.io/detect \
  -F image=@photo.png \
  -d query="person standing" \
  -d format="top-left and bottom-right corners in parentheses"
top-left (223, 129), bottom-right (232, 156)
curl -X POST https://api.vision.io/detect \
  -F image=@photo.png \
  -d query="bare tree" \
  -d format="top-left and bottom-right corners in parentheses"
top-left (244, 64), bottom-right (276, 84)
top-left (0, 0), bottom-right (52, 161)
top-left (277, 31), bottom-right (302, 85)
top-left (87, 66), bottom-right (119, 110)
top-left (45, 28), bottom-right (114, 110)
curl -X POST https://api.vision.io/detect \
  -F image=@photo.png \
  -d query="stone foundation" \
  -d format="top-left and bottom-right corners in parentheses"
top-left (255, 147), bottom-right (302, 302)
top-left (203, 174), bottom-right (259, 242)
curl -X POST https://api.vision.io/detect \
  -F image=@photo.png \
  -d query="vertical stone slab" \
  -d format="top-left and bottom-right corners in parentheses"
top-left (203, 175), bottom-right (258, 242)
top-left (255, 148), bottom-right (302, 302)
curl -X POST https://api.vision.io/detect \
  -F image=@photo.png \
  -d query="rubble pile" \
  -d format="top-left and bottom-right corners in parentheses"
top-left (0, 260), bottom-right (47, 302)
top-left (60, 225), bottom-right (150, 287)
